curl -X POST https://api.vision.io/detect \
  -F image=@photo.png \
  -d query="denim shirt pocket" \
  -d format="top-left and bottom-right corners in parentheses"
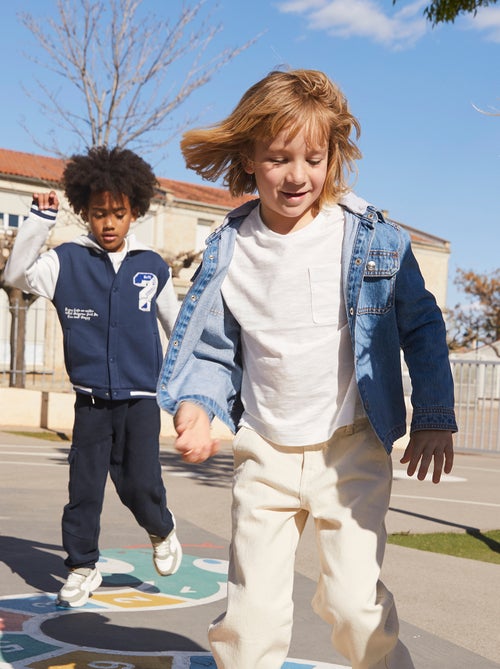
top-left (357, 249), bottom-right (399, 314)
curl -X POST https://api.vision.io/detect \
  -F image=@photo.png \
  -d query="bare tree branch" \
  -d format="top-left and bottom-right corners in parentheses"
top-left (472, 102), bottom-right (500, 117)
top-left (18, 0), bottom-right (261, 157)
top-left (6, 0), bottom-right (260, 388)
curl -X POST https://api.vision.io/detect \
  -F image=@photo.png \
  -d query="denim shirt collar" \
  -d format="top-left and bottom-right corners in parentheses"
top-left (207, 191), bottom-right (375, 243)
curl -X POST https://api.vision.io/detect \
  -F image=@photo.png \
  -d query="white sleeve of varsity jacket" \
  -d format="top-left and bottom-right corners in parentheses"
top-left (156, 278), bottom-right (180, 339)
top-left (3, 205), bottom-right (60, 300)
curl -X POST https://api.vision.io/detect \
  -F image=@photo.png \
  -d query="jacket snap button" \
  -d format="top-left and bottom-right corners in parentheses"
top-left (367, 261), bottom-right (376, 271)
top-left (355, 258), bottom-right (362, 265)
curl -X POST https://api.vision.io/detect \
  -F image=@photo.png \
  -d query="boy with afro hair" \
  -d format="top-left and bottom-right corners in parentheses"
top-left (5, 145), bottom-right (182, 607)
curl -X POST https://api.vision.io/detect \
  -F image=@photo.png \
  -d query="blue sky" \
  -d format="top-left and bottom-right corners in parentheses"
top-left (1, 0), bottom-right (500, 308)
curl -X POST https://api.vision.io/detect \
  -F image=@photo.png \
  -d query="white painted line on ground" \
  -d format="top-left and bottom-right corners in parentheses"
top-left (391, 494), bottom-right (500, 507)
top-left (164, 468), bottom-right (195, 477)
top-left (0, 443), bottom-right (62, 449)
top-left (393, 469), bottom-right (466, 482)
top-left (453, 464), bottom-right (500, 473)
top-left (0, 460), bottom-right (67, 467)
top-left (0, 450), bottom-right (67, 457)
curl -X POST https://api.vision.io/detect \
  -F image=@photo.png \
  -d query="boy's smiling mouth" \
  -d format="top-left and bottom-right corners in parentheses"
top-left (281, 190), bottom-right (308, 201)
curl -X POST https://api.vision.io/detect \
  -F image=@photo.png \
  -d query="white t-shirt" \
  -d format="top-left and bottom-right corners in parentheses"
top-left (221, 204), bottom-right (364, 446)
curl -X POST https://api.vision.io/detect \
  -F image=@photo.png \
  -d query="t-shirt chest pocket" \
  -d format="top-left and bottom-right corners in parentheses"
top-left (357, 250), bottom-right (399, 314)
top-left (308, 264), bottom-right (341, 325)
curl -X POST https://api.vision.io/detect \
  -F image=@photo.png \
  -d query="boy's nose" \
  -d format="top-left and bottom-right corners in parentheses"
top-left (287, 162), bottom-right (306, 183)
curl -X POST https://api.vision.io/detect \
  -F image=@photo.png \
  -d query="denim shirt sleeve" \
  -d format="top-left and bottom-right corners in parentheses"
top-left (395, 230), bottom-right (457, 433)
top-left (156, 218), bottom-right (244, 433)
top-left (345, 209), bottom-right (457, 450)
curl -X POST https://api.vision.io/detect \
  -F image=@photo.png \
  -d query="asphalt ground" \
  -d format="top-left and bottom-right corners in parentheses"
top-left (0, 427), bottom-right (499, 669)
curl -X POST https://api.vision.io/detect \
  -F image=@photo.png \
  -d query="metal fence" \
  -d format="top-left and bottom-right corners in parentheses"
top-left (450, 358), bottom-right (500, 454)
top-left (1, 299), bottom-right (499, 453)
top-left (0, 298), bottom-right (72, 391)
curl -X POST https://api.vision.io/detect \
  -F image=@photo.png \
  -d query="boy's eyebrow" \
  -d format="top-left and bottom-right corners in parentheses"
top-left (265, 147), bottom-right (328, 156)
top-left (90, 205), bottom-right (128, 212)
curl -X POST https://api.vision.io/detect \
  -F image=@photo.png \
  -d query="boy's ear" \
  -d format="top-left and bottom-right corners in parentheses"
top-left (241, 156), bottom-right (255, 175)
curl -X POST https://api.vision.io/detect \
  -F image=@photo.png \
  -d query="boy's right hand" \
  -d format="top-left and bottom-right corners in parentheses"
top-left (33, 191), bottom-right (59, 211)
top-left (174, 401), bottom-right (220, 463)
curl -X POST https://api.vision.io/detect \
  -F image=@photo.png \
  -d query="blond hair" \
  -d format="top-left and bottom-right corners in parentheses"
top-left (181, 69), bottom-right (361, 206)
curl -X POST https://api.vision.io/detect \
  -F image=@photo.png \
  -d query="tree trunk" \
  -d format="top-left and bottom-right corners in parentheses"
top-left (5, 287), bottom-right (38, 388)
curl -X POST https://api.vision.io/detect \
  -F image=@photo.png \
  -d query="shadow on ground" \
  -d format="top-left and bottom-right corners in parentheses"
top-left (159, 442), bottom-right (234, 488)
top-left (0, 535), bottom-right (65, 593)
top-left (41, 611), bottom-right (207, 651)
top-left (389, 506), bottom-right (500, 554)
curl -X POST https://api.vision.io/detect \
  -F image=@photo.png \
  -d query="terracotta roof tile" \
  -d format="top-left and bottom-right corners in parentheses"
top-left (0, 148), bottom-right (65, 183)
top-left (157, 176), bottom-right (254, 209)
top-left (0, 147), bottom-right (253, 208)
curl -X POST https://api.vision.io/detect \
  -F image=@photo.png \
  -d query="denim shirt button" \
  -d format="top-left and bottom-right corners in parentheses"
top-left (367, 261), bottom-right (376, 271)
top-left (190, 295), bottom-right (197, 302)
top-left (173, 340), bottom-right (179, 347)
top-left (349, 307), bottom-right (354, 316)
top-left (355, 258), bottom-right (362, 265)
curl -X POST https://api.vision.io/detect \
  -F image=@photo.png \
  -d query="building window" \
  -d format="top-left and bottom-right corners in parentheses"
top-left (1, 213), bottom-right (23, 229)
top-left (8, 214), bottom-right (21, 228)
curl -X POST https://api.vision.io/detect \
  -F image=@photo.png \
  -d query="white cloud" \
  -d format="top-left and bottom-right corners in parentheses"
top-left (277, 0), bottom-right (429, 49)
top-left (464, 6), bottom-right (500, 43)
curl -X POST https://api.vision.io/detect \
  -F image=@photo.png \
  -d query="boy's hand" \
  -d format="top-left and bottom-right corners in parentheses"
top-left (174, 401), bottom-right (220, 463)
top-left (400, 430), bottom-right (454, 484)
top-left (33, 191), bottom-right (59, 211)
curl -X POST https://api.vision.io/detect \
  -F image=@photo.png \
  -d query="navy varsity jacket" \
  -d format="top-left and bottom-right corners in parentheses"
top-left (53, 243), bottom-right (170, 400)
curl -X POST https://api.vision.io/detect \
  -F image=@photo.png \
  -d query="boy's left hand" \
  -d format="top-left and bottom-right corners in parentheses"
top-left (33, 191), bottom-right (59, 211)
top-left (400, 430), bottom-right (454, 483)
top-left (173, 401), bottom-right (220, 463)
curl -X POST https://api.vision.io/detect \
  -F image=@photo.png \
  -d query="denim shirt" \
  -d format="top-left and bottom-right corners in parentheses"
top-left (157, 195), bottom-right (457, 453)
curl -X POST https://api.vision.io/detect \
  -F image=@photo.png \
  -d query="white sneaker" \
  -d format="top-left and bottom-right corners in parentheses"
top-left (56, 567), bottom-right (102, 608)
top-left (150, 527), bottom-right (183, 576)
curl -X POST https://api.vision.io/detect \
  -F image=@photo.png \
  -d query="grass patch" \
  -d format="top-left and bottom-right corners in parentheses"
top-left (5, 430), bottom-right (70, 442)
top-left (388, 529), bottom-right (500, 565)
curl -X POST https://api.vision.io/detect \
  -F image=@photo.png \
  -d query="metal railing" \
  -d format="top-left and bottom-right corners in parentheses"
top-left (0, 298), bottom-right (72, 391)
top-left (1, 299), bottom-right (499, 453)
top-left (450, 358), bottom-right (500, 454)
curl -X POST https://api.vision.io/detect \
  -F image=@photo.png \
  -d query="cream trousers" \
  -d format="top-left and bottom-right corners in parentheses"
top-left (209, 422), bottom-right (415, 669)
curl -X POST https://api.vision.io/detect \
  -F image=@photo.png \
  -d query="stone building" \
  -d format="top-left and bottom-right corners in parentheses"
top-left (0, 147), bottom-right (452, 388)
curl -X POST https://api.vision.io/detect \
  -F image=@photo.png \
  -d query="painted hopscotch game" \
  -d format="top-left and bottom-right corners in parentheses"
top-left (0, 546), bottom-right (348, 669)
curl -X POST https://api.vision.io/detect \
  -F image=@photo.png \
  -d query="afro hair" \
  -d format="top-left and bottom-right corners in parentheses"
top-left (62, 146), bottom-right (158, 218)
